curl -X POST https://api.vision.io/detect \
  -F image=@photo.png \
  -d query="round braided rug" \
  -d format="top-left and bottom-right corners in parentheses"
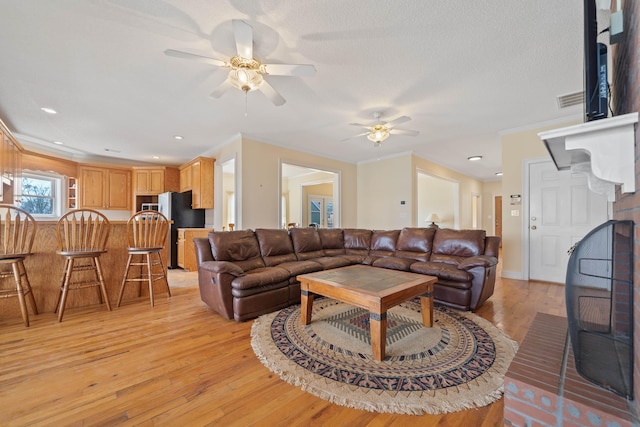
top-left (251, 298), bottom-right (518, 415)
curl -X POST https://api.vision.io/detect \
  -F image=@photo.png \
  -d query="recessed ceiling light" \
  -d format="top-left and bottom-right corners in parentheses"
top-left (467, 155), bottom-right (483, 161)
top-left (104, 148), bottom-right (121, 153)
top-left (152, 155), bottom-right (160, 159)
top-left (495, 172), bottom-right (503, 176)
top-left (53, 141), bottom-right (64, 145)
top-left (41, 107), bottom-right (57, 114)
top-left (174, 135), bottom-right (184, 140)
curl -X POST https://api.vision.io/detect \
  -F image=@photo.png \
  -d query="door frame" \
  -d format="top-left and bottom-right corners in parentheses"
top-left (279, 159), bottom-right (341, 229)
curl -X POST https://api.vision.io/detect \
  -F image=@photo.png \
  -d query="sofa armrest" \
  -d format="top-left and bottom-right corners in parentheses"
top-left (197, 260), bottom-right (245, 320)
top-left (199, 260), bottom-right (245, 277)
top-left (194, 237), bottom-right (214, 266)
top-left (458, 255), bottom-right (498, 270)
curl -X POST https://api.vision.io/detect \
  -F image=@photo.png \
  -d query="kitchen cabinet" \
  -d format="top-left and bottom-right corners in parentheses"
top-left (177, 228), bottom-right (214, 271)
top-left (132, 166), bottom-right (180, 195)
top-left (0, 120), bottom-right (21, 204)
top-left (179, 157), bottom-right (214, 209)
top-left (78, 166), bottom-right (131, 210)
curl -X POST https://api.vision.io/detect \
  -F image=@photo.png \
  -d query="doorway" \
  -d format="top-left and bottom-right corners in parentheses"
top-left (527, 160), bottom-right (609, 283)
top-left (494, 195), bottom-right (502, 243)
top-left (220, 158), bottom-right (236, 230)
top-left (416, 170), bottom-right (459, 229)
top-left (281, 162), bottom-right (339, 228)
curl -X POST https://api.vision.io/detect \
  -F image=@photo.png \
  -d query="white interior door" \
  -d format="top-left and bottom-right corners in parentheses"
top-left (529, 161), bottom-right (609, 283)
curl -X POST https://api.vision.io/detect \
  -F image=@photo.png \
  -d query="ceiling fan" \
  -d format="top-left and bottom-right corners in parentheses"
top-left (164, 20), bottom-right (316, 107)
top-left (343, 112), bottom-right (420, 146)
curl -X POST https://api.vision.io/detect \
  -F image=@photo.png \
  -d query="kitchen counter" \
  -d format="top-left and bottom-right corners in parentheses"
top-left (0, 222), bottom-right (170, 320)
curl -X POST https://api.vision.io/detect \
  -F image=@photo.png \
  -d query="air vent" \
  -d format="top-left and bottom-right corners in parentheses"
top-left (557, 91), bottom-right (584, 109)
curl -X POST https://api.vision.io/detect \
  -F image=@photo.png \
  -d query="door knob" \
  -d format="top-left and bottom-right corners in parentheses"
top-left (531, 225), bottom-right (537, 230)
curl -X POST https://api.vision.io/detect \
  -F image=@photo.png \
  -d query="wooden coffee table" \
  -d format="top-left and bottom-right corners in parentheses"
top-left (297, 265), bottom-right (437, 361)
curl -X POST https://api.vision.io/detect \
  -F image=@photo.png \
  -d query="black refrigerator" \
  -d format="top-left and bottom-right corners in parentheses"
top-left (158, 191), bottom-right (205, 268)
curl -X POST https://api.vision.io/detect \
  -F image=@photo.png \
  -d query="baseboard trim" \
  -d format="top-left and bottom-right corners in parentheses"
top-left (501, 270), bottom-right (525, 280)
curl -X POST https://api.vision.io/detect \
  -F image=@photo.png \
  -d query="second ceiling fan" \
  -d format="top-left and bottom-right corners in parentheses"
top-left (344, 112), bottom-right (420, 146)
top-left (165, 20), bottom-right (316, 107)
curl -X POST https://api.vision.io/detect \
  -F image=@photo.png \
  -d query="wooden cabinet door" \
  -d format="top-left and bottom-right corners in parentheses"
top-left (180, 165), bottom-right (192, 192)
top-left (107, 169), bottom-right (131, 209)
top-left (134, 169), bottom-right (165, 195)
top-left (80, 167), bottom-right (106, 208)
top-left (190, 161), bottom-right (201, 208)
top-left (134, 170), bottom-right (151, 194)
top-left (149, 169), bottom-right (164, 194)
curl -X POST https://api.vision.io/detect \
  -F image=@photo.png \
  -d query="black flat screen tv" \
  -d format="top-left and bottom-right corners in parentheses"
top-left (584, 0), bottom-right (608, 121)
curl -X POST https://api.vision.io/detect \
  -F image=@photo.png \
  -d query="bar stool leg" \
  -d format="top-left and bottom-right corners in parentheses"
top-left (57, 257), bottom-right (74, 322)
top-left (12, 262), bottom-right (29, 327)
top-left (19, 260), bottom-right (38, 315)
top-left (117, 254), bottom-right (134, 307)
top-left (157, 252), bottom-right (171, 297)
top-left (94, 257), bottom-right (111, 311)
top-left (147, 253), bottom-right (154, 307)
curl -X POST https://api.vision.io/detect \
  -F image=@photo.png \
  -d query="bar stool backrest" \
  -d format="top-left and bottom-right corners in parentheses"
top-left (56, 209), bottom-right (110, 253)
top-left (127, 210), bottom-right (169, 250)
top-left (0, 204), bottom-right (36, 258)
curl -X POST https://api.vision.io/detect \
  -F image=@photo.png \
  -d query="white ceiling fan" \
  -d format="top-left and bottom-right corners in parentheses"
top-left (165, 20), bottom-right (316, 107)
top-left (343, 112), bottom-right (420, 146)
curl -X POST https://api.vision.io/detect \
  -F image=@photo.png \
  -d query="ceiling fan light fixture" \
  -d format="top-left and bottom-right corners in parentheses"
top-left (367, 124), bottom-right (390, 143)
top-left (229, 67), bottom-right (263, 92)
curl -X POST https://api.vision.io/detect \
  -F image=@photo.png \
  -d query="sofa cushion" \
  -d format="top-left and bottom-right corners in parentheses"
top-left (276, 260), bottom-right (324, 276)
top-left (370, 230), bottom-right (400, 257)
top-left (372, 256), bottom-right (414, 271)
top-left (318, 228), bottom-right (346, 256)
top-left (289, 227), bottom-right (325, 260)
top-left (343, 229), bottom-right (372, 256)
top-left (231, 266), bottom-right (291, 290)
top-left (309, 256), bottom-right (351, 270)
top-left (255, 228), bottom-right (297, 266)
top-left (209, 230), bottom-right (265, 271)
top-left (395, 227), bottom-right (436, 262)
top-left (431, 228), bottom-right (486, 258)
top-left (410, 261), bottom-right (472, 283)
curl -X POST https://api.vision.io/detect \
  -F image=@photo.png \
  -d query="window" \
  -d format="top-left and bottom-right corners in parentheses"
top-left (18, 172), bottom-right (62, 217)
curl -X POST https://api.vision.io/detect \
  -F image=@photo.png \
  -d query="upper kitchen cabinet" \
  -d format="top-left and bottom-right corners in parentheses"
top-left (179, 157), bottom-right (214, 209)
top-left (0, 119), bottom-right (22, 204)
top-left (132, 167), bottom-right (179, 195)
top-left (78, 165), bottom-right (131, 210)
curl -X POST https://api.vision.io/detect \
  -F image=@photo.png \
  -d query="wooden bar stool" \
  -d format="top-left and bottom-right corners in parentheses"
top-left (55, 209), bottom-right (111, 322)
top-left (117, 210), bottom-right (170, 307)
top-left (0, 205), bottom-right (38, 327)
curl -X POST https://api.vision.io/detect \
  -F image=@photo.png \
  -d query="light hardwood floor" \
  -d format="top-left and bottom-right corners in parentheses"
top-left (0, 265), bottom-right (566, 426)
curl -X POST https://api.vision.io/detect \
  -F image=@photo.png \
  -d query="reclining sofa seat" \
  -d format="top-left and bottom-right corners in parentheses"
top-left (194, 227), bottom-right (500, 322)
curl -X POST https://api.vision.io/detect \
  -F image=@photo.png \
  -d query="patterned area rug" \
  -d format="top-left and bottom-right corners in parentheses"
top-left (251, 298), bottom-right (518, 415)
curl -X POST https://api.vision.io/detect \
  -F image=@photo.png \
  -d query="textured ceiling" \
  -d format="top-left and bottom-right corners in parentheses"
top-left (0, 1), bottom-right (609, 181)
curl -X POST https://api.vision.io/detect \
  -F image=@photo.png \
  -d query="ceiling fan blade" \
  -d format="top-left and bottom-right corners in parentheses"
top-left (385, 115), bottom-right (411, 128)
top-left (257, 80), bottom-right (286, 106)
top-left (390, 128), bottom-right (420, 136)
top-left (210, 79), bottom-right (233, 98)
top-left (164, 49), bottom-right (227, 67)
top-left (232, 19), bottom-right (253, 59)
top-left (340, 132), bottom-right (369, 142)
top-left (263, 63), bottom-right (317, 77)
top-left (349, 123), bottom-right (373, 128)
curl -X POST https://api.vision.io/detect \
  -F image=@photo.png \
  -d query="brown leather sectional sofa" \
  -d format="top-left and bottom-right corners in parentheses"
top-left (194, 227), bottom-right (500, 322)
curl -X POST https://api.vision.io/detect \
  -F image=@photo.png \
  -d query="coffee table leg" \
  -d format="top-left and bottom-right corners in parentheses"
top-left (301, 290), bottom-right (314, 325)
top-left (420, 289), bottom-right (433, 327)
top-left (370, 312), bottom-right (387, 361)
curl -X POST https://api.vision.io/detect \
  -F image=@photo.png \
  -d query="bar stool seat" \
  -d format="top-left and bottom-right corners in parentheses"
top-left (0, 205), bottom-right (38, 327)
top-left (117, 210), bottom-right (170, 307)
top-left (55, 209), bottom-right (111, 322)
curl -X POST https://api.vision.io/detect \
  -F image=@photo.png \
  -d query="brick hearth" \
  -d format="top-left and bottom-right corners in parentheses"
top-left (504, 312), bottom-right (637, 427)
